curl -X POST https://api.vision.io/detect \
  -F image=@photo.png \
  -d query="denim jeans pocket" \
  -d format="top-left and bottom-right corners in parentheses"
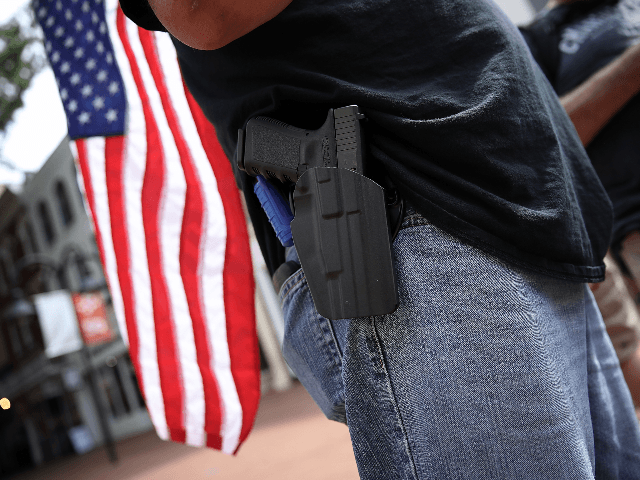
top-left (278, 202), bottom-right (429, 424)
top-left (279, 266), bottom-right (348, 423)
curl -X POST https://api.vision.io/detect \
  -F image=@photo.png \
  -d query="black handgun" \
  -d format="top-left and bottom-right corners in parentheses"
top-left (237, 105), bottom-right (398, 321)
top-left (237, 105), bottom-right (366, 184)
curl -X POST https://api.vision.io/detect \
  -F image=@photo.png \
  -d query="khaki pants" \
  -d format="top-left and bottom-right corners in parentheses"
top-left (590, 247), bottom-right (640, 364)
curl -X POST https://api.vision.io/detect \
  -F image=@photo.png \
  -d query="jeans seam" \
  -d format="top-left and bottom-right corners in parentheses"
top-left (282, 272), bottom-right (344, 366)
top-left (370, 316), bottom-right (420, 480)
top-left (279, 270), bottom-right (306, 303)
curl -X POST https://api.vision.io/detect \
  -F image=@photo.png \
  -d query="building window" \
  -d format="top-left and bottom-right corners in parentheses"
top-left (0, 258), bottom-right (10, 296)
top-left (55, 181), bottom-right (74, 227)
top-left (38, 202), bottom-right (56, 246)
top-left (26, 221), bottom-right (38, 253)
top-left (18, 318), bottom-right (34, 351)
top-left (8, 323), bottom-right (22, 358)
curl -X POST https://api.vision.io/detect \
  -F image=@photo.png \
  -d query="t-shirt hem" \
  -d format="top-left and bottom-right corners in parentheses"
top-left (409, 195), bottom-right (606, 284)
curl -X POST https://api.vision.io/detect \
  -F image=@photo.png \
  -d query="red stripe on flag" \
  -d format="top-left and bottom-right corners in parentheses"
top-left (74, 138), bottom-right (131, 369)
top-left (138, 30), bottom-right (223, 443)
top-left (73, 140), bottom-right (108, 291)
top-left (116, 8), bottom-right (185, 443)
top-left (183, 86), bottom-right (260, 452)
top-left (100, 135), bottom-right (146, 398)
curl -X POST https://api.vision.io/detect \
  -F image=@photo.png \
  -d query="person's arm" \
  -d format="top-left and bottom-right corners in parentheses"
top-left (147, 0), bottom-right (293, 50)
top-left (560, 41), bottom-right (640, 146)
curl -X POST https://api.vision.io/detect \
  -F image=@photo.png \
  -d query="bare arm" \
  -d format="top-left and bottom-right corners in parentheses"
top-left (560, 41), bottom-right (640, 146)
top-left (147, 0), bottom-right (294, 50)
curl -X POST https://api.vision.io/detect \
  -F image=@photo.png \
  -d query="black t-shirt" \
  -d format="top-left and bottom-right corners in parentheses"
top-left (121, 0), bottom-right (612, 282)
top-left (521, 0), bottom-right (640, 248)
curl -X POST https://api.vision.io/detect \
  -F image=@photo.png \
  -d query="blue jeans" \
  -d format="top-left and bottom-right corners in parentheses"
top-left (280, 206), bottom-right (640, 479)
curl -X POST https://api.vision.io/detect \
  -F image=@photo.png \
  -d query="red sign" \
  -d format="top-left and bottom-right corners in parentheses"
top-left (72, 293), bottom-right (114, 345)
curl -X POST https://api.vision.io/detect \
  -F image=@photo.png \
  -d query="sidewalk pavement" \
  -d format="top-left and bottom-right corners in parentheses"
top-left (11, 382), bottom-right (360, 480)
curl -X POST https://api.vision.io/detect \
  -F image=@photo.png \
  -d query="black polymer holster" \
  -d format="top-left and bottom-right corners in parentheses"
top-left (237, 106), bottom-right (401, 320)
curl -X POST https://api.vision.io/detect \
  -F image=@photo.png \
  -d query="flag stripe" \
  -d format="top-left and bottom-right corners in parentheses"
top-left (154, 39), bottom-right (246, 452)
top-left (138, 29), bottom-right (207, 446)
top-left (103, 135), bottom-right (138, 371)
top-left (105, 0), bottom-right (169, 441)
top-left (152, 32), bottom-right (234, 448)
top-left (116, 7), bottom-right (185, 442)
top-left (102, 135), bottom-right (133, 344)
top-left (72, 137), bottom-right (129, 346)
top-left (183, 89), bottom-right (260, 452)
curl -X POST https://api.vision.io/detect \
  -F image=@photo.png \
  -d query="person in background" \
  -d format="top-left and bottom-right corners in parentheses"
top-left (520, 0), bottom-right (640, 420)
top-left (122, 0), bottom-right (640, 477)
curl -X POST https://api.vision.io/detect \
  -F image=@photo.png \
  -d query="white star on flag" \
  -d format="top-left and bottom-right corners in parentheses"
top-left (86, 58), bottom-right (96, 70)
top-left (92, 96), bottom-right (105, 110)
top-left (64, 36), bottom-right (74, 48)
top-left (67, 99), bottom-right (77, 112)
top-left (54, 26), bottom-right (64, 37)
top-left (65, 9), bottom-right (73, 21)
top-left (86, 30), bottom-right (95, 42)
top-left (51, 51), bottom-right (60, 63)
top-left (75, 19), bottom-right (83, 31)
top-left (74, 47), bottom-right (84, 58)
top-left (70, 73), bottom-right (81, 85)
top-left (96, 41), bottom-right (104, 53)
top-left (96, 70), bottom-right (107, 82)
top-left (81, 84), bottom-right (93, 97)
top-left (60, 88), bottom-right (68, 100)
top-left (104, 108), bottom-right (117, 122)
top-left (108, 80), bottom-right (119, 94)
top-left (78, 111), bottom-right (90, 124)
top-left (60, 62), bottom-right (70, 73)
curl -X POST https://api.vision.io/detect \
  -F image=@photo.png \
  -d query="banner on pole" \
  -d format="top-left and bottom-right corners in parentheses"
top-left (72, 292), bottom-right (114, 345)
top-left (34, 290), bottom-right (83, 358)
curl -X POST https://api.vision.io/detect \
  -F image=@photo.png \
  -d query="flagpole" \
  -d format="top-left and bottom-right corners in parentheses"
top-left (80, 344), bottom-right (118, 463)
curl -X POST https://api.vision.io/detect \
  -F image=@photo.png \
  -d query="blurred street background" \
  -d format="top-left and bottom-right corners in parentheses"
top-left (9, 383), bottom-right (360, 480)
top-left (0, 1), bottom-right (543, 479)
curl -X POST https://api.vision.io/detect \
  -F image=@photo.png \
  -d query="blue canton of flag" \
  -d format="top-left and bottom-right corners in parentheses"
top-left (35, 0), bottom-right (126, 139)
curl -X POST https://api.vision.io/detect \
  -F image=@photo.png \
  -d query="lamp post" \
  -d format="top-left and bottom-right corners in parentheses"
top-left (57, 249), bottom-right (118, 464)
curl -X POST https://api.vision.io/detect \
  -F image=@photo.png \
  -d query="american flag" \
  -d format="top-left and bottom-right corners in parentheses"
top-left (34, 0), bottom-right (260, 454)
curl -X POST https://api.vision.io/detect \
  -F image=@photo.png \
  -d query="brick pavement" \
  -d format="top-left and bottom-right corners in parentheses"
top-left (11, 382), bottom-right (360, 480)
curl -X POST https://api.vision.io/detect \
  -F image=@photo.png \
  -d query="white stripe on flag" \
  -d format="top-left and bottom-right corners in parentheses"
top-left (126, 20), bottom-right (206, 446)
top-left (154, 32), bottom-right (243, 453)
top-left (105, 0), bottom-right (169, 441)
top-left (69, 139), bottom-right (129, 347)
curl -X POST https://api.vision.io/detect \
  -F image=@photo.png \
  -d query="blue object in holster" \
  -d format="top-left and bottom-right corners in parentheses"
top-left (254, 175), bottom-right (294, 247)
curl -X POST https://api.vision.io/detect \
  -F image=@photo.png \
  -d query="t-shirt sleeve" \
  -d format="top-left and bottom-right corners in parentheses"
top-left (119, 0), bottom-right (167, 32)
